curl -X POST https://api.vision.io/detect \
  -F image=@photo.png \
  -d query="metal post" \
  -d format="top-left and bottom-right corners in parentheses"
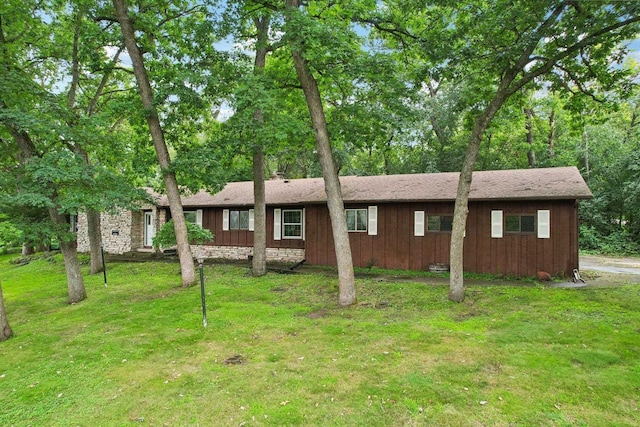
top-left (101, 243), bottom-right (107, 288)
top-left (198, 257), bottom-right (207, 328)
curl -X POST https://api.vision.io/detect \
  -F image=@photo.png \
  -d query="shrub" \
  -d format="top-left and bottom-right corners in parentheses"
top-left (579, 225), bottom-right (639, 255)
top-left (152, 220), bottom-right (214, 250)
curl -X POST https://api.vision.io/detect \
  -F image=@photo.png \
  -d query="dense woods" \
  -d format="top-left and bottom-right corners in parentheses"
top-left (1, 1), bottom-right (639, 305)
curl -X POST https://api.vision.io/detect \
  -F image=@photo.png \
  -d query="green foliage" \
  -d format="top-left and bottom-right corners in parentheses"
top-left (152, 219), bottom-right (213, 250)
top-left (0, 218), bottom-right (22, 251)
top-left (1, 257), bottom-right (640, 425)
top-left (580, 225), bottom-right (639, 256)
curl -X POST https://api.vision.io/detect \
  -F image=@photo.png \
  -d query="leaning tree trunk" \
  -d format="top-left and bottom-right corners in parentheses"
top-left (9, 124), bottom-right (87, 304)
top-left (287, 0), bottom-right (356, 306)
top-left (0, 280), bottom-right (13, 341)
top-left (113, 0), bottom-right (195, 287)
top-left (251, 14), bottom-right (270, 277)
top-left (449, 98), bottom-right (505, 302)
top-left (86, 209), bottom-right (103, 274)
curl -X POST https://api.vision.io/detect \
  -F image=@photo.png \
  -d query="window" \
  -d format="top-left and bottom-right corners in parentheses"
top-left (69, 214), bottom-right (78, 233)
top-left (184, 211), bottom-right (198, 224)
top-left (505, 215), bottom-right (535, 233)
top-left (427, 215), bottom-right (453, 232)
top-left (183, 210), bottom-right (203, 227)
top-left (282, 209), bottom-right (303, 239)
top-left (229, 210), bottom-right (250, 230)
top-left (492, 210), bottom-right (548, 238)
top-left (346, 209), bottom-right (367, 232)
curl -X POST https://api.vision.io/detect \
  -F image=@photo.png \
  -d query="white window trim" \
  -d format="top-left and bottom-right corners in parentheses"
top-left (537, 210), bottom-right (550, 239)
top-left (346, 208), bottom-right (368, 232)
top-left (183, 210), bottom-right (201, 227)
top-left (273, 208), bottom-right (281, 240)
top-left (282, 208), bottom-right (303, 240)
top-left (426, 214), bottom-right (453, 233)
top-left (367, 206), bottom-right (378, 236)
top-left (143, 211), bottom-right (154, 247)
top-left (491, 210), bottom-right (503, 238)
top-left (414, 211), bottom-right (425, 237)
top-left (248, 209), bottom-right (255, 231)
top-left (222, 209), bottom-right (229, 231)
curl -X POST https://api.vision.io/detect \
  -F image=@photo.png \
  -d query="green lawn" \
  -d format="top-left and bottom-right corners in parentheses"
top-left (1, 253), bottom-right (639, 426)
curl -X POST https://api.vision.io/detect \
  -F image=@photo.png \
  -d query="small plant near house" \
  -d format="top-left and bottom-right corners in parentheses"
top-left (152, 219), bottom-right (214, 250)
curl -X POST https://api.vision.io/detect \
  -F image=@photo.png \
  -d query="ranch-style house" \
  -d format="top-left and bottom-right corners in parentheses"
top-left (76, 166), bottom-right (592, 278)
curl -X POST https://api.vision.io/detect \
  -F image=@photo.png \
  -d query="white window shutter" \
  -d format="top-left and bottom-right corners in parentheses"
top-left (196, 209), bottom-right (203, 227)
top-left (222, 209), bottom-right (229, 231)
top-left (368, 206), bottom-right (378, 236)
top-left (302, 208), bottom-right (306, 241)
top-left (414, 211), bottom-right (425, 237)
top-left (538, 210), bottom-right (550, 239)
top-left (248, 209), bottom-right (255, 231)
top-left (491, 210), bottom-right (503, 238)
top-left (273, 208), bottom-right (281, 240)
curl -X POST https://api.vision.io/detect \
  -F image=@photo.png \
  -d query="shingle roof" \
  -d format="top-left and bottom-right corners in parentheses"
top-left (159, 167), bottom-right (592, 208)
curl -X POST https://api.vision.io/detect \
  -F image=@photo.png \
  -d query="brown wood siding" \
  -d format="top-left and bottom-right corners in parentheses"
top-left (199, 207), bottom-right (304, 250)
top-left (305, 200), bottom-right (580, 278)
top-left (463, 201), bottom-right (579, 277)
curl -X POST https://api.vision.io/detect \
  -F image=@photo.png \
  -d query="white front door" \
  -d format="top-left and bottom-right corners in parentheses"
top-left (144, 211), bottom-right (154, 247)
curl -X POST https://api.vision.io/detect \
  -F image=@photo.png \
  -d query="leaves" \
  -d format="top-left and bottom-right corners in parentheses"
top-left (152, 219), bottom-right (213, 250)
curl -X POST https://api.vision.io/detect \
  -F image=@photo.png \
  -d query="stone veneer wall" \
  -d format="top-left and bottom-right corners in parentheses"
top-left (130, 210), bottom-right (143, 251)
top-left (76, 212), bottom-right (90, 252)
top-left (76, 209), bottom-right (133, 254)
top-left (77, 205), bottom-right (162, 254)
top-left (100, 209), bottom-right (134, 254)
top-left (191, 245), bottom-right (305, 263)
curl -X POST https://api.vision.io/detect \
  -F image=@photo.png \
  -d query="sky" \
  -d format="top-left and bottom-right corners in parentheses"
top-left (105, 29), bottom-right (640, 123)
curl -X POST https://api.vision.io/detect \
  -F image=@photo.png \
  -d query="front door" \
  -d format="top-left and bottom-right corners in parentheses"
top-left (143, 211), bottom-right (154, 247)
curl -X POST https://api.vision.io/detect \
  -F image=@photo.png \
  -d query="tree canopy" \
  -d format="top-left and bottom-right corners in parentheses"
top-left (0, 0), bottom-right (639, 306)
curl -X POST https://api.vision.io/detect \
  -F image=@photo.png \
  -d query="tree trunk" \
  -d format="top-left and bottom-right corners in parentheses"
top-left (251, 14), bottom-right (269, 277)
top-left (21, 244), bottom-right (35, 256)
top-left (9, 124), bottom-right (87, 304)
top-left (449, 100), bottom-right (504, 302)
top-left (547, 108), bottom-right (556, 156)
top-left (286, 0), bottom-right (356, 306)
top-left (113, 0), bottom-right (195, 287)
top-left (525, 108), bottom-right (536, 168)
top-left (0, 280), bottom-right (13, 341)
top-left (51, 208), bottom-right (87, 304)
top-left (252, 147), bottom-right (267, 276)
top-left (87, 209), bottom-right (103, 274)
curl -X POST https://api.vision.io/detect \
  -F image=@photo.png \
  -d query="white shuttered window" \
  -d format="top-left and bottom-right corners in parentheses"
top-left (273, 208), bottom-right (281, 240)
top-left (222, 209), bottom-right (229, 231)
top-left (491, 210), bottom-right (503, 238)
top-left (248, 209), bottom-right (255, 231)
top-left (367, 206), bottom-right (378, 236)
top-left (414, 211), bottom-right (425, 236)
top-left (537, 210), bottom-right (550, 239)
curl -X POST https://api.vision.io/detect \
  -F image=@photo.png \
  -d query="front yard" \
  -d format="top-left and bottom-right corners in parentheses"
top-left (1, 253), bottom-right (639, 426)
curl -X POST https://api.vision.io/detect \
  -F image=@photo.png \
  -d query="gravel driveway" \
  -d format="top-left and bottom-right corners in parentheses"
top-left (578, 255), bottom-right (640, 286)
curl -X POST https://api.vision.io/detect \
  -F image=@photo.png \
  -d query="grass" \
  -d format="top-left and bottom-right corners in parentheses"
top-left (1, 253), bottom-right (639, 426)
